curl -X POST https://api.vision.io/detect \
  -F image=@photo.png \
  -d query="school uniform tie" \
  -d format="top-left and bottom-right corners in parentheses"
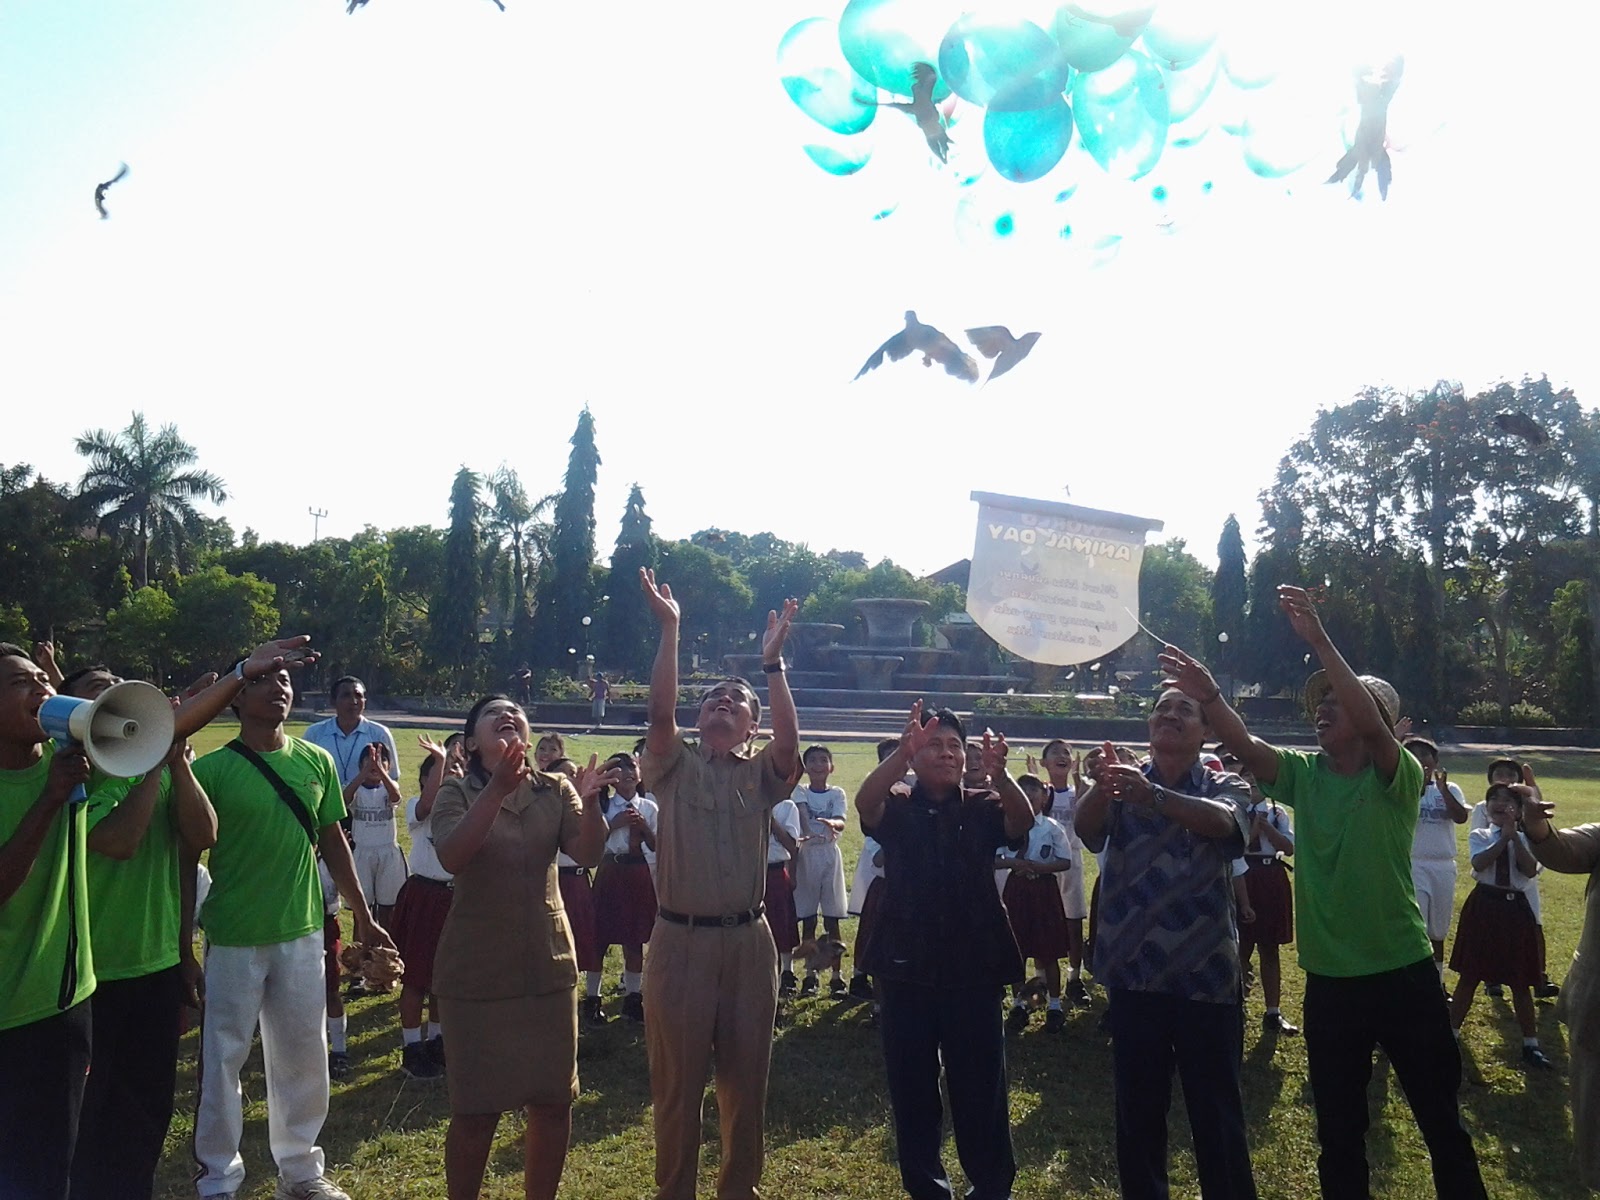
top-left (1494, 838), bottom-right (1512, 888)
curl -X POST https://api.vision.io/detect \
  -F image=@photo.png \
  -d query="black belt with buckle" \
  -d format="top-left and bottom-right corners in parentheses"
top-left (559, 866), bottom-right (589, 878)
top-left (412, 874), bottom-right (453, 890)
top-left (604, 852), bottom-right (647, 866)
top-left (658, 904), bottom-right (765, 929)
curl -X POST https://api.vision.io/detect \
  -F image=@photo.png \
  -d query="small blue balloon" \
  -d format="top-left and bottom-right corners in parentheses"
top-left (802, 143), bottom-right (873, 176)
top-left (778, 18), bottom-right (878, 136)
top-left (1072, 50), bottom-right (1169, 180)
top-left (938, 14), bottom-right (1069, 112)
top-left (1051, 6), bottom-right (1140, 73)
top-left (984, 98), bottom-right (1075, 183)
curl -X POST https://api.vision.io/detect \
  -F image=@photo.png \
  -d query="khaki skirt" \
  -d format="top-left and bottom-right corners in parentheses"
top-left (438, 987), bottom-right (579, 1114)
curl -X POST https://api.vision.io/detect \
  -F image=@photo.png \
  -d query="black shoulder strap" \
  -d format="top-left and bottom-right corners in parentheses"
top-left (225, 739), bottom-right (320, 845)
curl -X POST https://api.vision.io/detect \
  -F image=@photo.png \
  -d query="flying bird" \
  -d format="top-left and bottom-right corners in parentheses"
top-left (855, 311), bottom-right (978, 383)
top-left (965, 326), bottom-right (1042, 384)
top-left (93, 163), bottom-right (128, 219)
top-left (876, 62), bottom-right (951, 164)
top-left (1494, 411), bottom-right (1548, 445)
top-left (1327, 56), bottom-right (1404, 200)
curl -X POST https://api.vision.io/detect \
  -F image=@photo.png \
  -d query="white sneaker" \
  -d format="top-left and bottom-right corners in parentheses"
top-left (274, 1177), bottom-right (351, 1200)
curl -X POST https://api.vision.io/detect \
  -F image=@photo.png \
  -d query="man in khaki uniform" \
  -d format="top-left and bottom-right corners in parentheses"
top-left (638, 568), bottom-right (800, 1200)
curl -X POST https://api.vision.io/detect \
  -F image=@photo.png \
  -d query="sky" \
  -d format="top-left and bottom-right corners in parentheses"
top-left (4, 0), bottom-right (1597, 578)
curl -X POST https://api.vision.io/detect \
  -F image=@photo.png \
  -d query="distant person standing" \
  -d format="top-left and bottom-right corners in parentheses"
top-left (586, 673), bottom-right (610, 727)
top-left (304, 676), bottom-right (399, 794)
top-left (1403, 737), bottom-right (1469, 981)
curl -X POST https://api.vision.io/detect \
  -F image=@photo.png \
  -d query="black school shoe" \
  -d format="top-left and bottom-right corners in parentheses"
top-left (622, 992), bottom-right (645, 1023)
top-left (401, 1042), bottom-right (443, 1079)
top-left (779, 969), bottom-right (798, 997)
top-left (800, 975), bottom-right (819, 998)
top-left (582, 996), bottom-right (609, 1026)
top-left (427, 1034), bottom-right (446, 1068)
top-left (1522, 1045), bottom-right (1554, 1070)
top-left (1264, 1012), bottom-right (1300, 1037)
top-left (329, 1051), bottom-right (351, 1080)
top-left (1067, 979), bottom-right (1092, 1008)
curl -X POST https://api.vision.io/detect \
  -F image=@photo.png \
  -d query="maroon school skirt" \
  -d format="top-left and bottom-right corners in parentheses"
top-left (323, 913), bottom-right (342, 1008)
top-left (593, 857), bottom-right (657, 948)
top-left (1449, 883), bottom-right (1541, 987)
top-left (1003, 872), bottom-right (1072, 961)
top-left (390, 875), bottom-right (453, 992)
top-left (854, 877), bottom-right (883, 968)
top-left (1240, 857), bottom-right (1294, 950)
top-left (558, 867), bottom-right (602, 972)
top-left (765, 862), bottom-right (800, 954)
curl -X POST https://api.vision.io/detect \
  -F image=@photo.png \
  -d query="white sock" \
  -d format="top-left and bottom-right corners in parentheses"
top-left (1068, 966), bottom-right (1082, 983)
top-left (401, 1026), bottom-right (422, 1045)
top-left (328, 1015), bottom-right (347, 1053)
top-left (586, 972), bottom-right (603, 998)
top-left (428, 1022), bottom-right (442, 1041)
top-left (780, 953), bottom-right (793, 972)
top-left (1033, 966), bottom-right (1046, 982)
top-left (1266, 1007), bottom-right (1281, 1017)
top-left (1047, 998), bottom-right (1062, 1011)
top-left (623, 970), bottom-right (641, 994)
top-left (1524, 1036), bottom-right (1539, 1048)
top-left (831, 967), bottom-right (843, 982)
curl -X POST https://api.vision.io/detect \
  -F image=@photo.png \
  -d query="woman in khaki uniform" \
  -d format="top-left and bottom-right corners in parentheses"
top-left (431, 694), bottom-right (608, 1200)
top-left (1523, 770), bottom-right (1600, 1190)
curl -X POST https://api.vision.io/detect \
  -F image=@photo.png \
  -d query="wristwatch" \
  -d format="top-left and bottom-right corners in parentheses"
top-left (1151, 785), bottom-right (1168, 810)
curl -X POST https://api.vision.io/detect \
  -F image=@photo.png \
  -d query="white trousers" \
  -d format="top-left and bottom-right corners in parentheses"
top-left (195, 932), bottom-right (328, 1196)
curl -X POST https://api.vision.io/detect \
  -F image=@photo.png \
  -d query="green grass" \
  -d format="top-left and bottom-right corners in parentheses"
top-left (153, 729), bottom-right (1600, 1198)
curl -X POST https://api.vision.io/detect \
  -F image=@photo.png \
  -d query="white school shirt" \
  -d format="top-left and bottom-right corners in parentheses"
top-left (999, 813), bottom-right (1073, 867)
top-left (406, 795), bottom-right (452, 882)
top-left (768, 797), bottom-right (802, 864)
top-left (1468, 826), bottom-right (1541, 894)
top-left (848, 835), bottom-right (884, 913)
top-left (349, 784), bottom-right (400, 849)
top-left (1244, 800), bottom-right (1295, 854)
top-left (794, 785), bottom-right (847, 846)
top-left (302, 717), bottom-right (399, 790)
top-left (1047, 786), bottom-right (1079, 844)
top-left (1469, 801), bottom-right (1543, 918)
top-left (602, 792), bottom-right (660, 857)
top-left (1412, 781), bottom-right (1467, 862)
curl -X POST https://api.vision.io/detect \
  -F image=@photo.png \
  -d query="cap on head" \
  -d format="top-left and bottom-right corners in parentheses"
top-left (1304, 670), bottom-right (1399, 731)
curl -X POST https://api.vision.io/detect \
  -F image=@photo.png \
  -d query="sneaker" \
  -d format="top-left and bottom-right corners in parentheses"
top-left (1067, 979), bottom-right (1091, 1008)
top-left (275, 1175), bottom-right (351, 1200)
top-left (1005, 1005), bottom-right (1029, 1034)
top-left (401, 1042), bottom-right (443, 1079)
top-left (1044, 1008), bottom-right (1065, 1033)
top-left (848, 974), bottom-right (874, 1001)
top-left (829, 977), bottom-right (848, 999)
top-left (426, 1034), bottom-right (446, 1068)
top-left (343, 979), bottom-right (365, 1000)
top-left (622, 991), bottom-right (645, 1023)
top-left (1522, 1045), bottom-right (1554, 1070)
top-left (1264, 1012), bottom-right (1300, 1037)
top-left (1484, 982), bottom-right (1505, 999)
top-left (1534, 979), bottom-right (1562, 1000)
top-left (328, 1051), bottom-right (351, 1080)
top-left (779, 969), bottom-right (798, 997)
top-left (582, 996), bottom-right (608, 1026)
top-left (799, 975), bottom-right (819, 998)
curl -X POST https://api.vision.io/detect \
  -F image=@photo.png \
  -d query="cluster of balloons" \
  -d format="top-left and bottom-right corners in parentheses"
top-left (778, 1), bottom-right (1414, 253)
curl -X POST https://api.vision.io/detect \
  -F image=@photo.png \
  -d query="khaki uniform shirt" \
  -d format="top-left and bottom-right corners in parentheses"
top-left (642, 738), bottom-right (796, 917)
top-left (430, 770), bottom-right (584, 1000)
top-left (1531, 822), bottom-right (1600, 1054)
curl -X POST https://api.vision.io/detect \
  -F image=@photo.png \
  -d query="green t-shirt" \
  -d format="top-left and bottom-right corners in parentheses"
top-left (84, 771), bottom-right (182, 981)
top-left (191, 738), bottom-right (344, 948)
top-left (0, 743), bottom-right (95, 1030)
top-left (1261, 744), bottom-right (1430, 978)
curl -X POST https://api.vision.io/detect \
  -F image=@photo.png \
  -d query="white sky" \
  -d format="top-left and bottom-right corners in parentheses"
top-left (3, 0), bottom-right (1596, 576)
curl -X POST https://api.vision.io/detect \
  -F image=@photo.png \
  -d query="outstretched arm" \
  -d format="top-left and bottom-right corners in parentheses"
top-left (1157, 646), bottom-right (1280, 784)
top-left (858, 702), bottom-right (932, 831)
top-left (173, 636), bottom-right (318, 739)
top-left (640, 568), bottom-right (681, 759)
top-left (1278, 585), bottom-right (1399, 780)
top-left (762, 598), bottom-right (800, 772)
top-left (982, 729), bottom-right (1034, 841)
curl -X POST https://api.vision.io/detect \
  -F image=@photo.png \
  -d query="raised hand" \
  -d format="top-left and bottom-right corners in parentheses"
top-left (1156, 643), bottom-right (1221, 702)
top-left (898, 700), bottom-right (933, 760)
top-left (981, 728), bottom-right (1009, 779)
top-left (573, 752), bottom-right (622, 802)
top-left (762, 597), bottom-right (800, 664)
top-left (1392, 715), bottom-right (1414, 739)
top-left (418, 734), bottom-right (449, 762)
top-left (1277, 585), bottom-right (1330, 647)
top-left (1025, 751), bottom-right (1038, 775)
top-left (1435, 767), bottom-right (1450, 795)
top-left (183, 671), bottom-right (219, 699)
top-left (487, 734), bottom-right (532, 794)
top-left (639, 567), bottom-right (680, 626)
top-left (242, 635), bottom-right (319, 679)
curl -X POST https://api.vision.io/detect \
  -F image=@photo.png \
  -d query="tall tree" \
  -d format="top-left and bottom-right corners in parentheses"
top-left (534, 410), bottom-right (601, 668)
top-left (75, 412), bottom-right (228, 588)
top-left (603, 484), bottom-right (658, 676)
top-left (482, 465), bottom-right (553, 632)
top-left (429, 468), bottom-right (484, 680)
top-left (1211, 515), bottom-right (1247, 684)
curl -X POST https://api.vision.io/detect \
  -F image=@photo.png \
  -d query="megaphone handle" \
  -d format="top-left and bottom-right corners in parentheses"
top-left (70, 782), bottom-right (89, 805)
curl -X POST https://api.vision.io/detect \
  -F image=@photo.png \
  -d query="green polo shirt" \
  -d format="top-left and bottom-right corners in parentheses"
top-left (192, 738), bottom-right (344, 948)
top-left (1261, 744), bottom-right (1430, 977)
top-left (0, 743), bottom-right (95, 1030)
top-left (84, 771), bottom-right (182, 981)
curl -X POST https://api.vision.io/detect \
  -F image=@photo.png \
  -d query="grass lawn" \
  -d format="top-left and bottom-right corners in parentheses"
top-left (153, 726), bottom-right (1599, 1198)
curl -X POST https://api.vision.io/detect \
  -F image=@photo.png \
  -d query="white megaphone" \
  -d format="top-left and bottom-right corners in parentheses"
top-left (39, 680), bottom-right (176, 804)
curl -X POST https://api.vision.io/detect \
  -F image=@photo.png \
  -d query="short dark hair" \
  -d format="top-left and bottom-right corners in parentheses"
top-left (1486, 757), bottom-right (1523, 782)
top-left (0, 642), bottom-right (30, 661)
top-left (698, 677), bottom-right (761, 728)
top-left (924, 707), bottom-right (966, 743)
top-left (1017, 773), bottom-right (1045, 795)
top-left (802, 745), bottom-right (832, 766)
top-left (1485, 782), bottom-right (1523, 809)
top-left (419, 756), bottom-right (438, 786)
top-left (1403, 737), bottom-right (1440, 761)
top-left (60, 664), bottom-right (113, 697)
top-left (876, 737), bottom-right (900, 763)
top-left (331, 676), bottom-right (365, 702)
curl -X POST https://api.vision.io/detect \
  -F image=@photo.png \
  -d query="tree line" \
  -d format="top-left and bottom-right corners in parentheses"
top-left (3, 378), bottom-right (1595, 725)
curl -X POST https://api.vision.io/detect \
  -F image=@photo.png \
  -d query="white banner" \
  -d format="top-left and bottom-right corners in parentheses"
top-left (966, 493), bottom-right (1164, 667)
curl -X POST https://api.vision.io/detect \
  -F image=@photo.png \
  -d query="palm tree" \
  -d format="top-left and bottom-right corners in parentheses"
top-left (481, 465), bottom-right (554, 628)
top-left (75, 413), bottom-right (228, 588)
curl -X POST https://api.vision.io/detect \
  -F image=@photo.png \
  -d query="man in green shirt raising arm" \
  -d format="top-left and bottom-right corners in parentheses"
top-left (1157, 585), bottom-right (1485, 1200)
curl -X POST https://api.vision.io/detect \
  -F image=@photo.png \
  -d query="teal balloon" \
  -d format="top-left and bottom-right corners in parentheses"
top-left (838, 0), bottom-right (952, 100)
top-left (778, 18), bottom-right (878, 136)
top-left (984, 98), bottom-right (1074, 183)
top-left (937, 15), bottom-right (1069, 112)
top-left (1140, 12), bottom-right (1219, 70)
top-left (1161, 49), bottom-right (1219, 123)
top-left (802, 143), bottom-right (873, 176)
top-left (1072, 51), bottom-right (1169, 180)
top-left (1052, 6), bottom-right (1139, 73)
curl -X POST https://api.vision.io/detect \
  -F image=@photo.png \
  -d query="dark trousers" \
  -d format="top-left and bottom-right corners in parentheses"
top-left (1304, 958), bottom-right (1486, 1200)
top-left (1108, 988), bottom-right (1257, 1200)
top-left (0, 1000), bottom-right (92, 1200)
top-left (878, 980), bottom-right (1015, 1200)
top-left (70, 967), bottom-right (184, 1200)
